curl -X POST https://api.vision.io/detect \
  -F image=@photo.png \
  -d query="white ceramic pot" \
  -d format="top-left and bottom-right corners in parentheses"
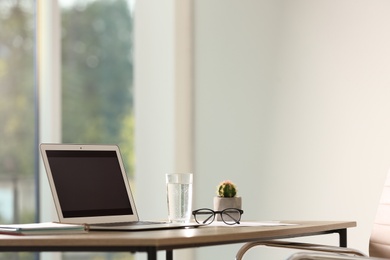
top-left (213, 196), bottom-right (242, 221)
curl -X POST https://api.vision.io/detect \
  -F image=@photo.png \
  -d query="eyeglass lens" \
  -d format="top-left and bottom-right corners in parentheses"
top-left (193, 209), bottom-right (215, 224)
top-left (221, 208), bottom-right (241, 225)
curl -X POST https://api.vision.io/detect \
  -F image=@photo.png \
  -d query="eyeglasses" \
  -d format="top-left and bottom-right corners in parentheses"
top-left (192, 208), bottom-right (244, 225)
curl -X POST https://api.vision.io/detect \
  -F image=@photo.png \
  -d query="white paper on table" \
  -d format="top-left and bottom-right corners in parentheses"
top-left (208, 221), bottom-right (297, 227)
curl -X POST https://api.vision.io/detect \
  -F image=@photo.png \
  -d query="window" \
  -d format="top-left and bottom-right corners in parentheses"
top-left (0, 0), bottom-right (134, 259)
top-left (61, 1), bottom-right (135, 166)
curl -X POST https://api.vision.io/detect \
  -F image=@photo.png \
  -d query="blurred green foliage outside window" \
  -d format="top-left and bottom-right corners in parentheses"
top-left (0, 1), bottom-right (37, 259)
top-left (61, 0), bottom-right (134, 178)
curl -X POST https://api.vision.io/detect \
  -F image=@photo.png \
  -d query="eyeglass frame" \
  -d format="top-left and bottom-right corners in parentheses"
top-left (192, 208), bottom-right (244, 225)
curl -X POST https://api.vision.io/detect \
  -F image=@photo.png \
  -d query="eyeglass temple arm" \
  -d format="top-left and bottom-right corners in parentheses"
top-left (202, 214), bottom-right (214, 224)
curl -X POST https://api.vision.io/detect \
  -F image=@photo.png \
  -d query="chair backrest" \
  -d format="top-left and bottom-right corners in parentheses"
top-left (369, 169), bottom-right (390, 257)
top-left (288, 252), bottom-right (381, 260)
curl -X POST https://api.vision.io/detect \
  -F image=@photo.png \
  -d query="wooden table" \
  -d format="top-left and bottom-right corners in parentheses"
top-left (0, 221), bottom-right (356, 260)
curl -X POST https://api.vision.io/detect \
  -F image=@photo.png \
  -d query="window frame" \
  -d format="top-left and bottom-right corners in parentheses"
top-left (36, 0), bottom-right (62, 223)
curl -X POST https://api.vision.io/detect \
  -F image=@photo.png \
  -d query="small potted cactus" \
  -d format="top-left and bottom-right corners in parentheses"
top-left (213, 180), bottom-right (242, 220)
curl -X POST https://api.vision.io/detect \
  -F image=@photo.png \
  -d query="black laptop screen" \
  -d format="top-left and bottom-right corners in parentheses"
top-left (46, 150), bottom-right (133, 218)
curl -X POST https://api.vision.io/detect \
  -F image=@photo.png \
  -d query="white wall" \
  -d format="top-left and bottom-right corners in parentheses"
top-left (194, 0), bottom-right (390, 259)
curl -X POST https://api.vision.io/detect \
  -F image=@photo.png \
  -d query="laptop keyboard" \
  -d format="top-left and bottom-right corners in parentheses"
top-left (92, 221), bottom-right (167, 227)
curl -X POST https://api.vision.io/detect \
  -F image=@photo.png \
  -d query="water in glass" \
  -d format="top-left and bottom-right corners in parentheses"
top-left (167, 183), bottom-right (193, 223)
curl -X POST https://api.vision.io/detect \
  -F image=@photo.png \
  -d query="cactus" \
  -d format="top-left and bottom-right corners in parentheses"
top-left (217, 180), bottom-right (237, 198)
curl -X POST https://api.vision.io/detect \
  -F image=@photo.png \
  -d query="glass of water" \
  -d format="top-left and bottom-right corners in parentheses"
top-left (166, 173), bottom-right (193, 223)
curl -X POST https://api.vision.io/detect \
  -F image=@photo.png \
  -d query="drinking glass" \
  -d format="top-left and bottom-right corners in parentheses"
top-left (166, 173), bottom-right (193, 223)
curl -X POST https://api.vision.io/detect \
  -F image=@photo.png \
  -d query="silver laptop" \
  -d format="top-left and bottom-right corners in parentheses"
top-left (40, 143), bottom-right (200, 231)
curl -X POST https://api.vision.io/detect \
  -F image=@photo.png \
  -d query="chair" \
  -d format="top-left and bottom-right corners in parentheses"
top-left (286, 252), bottom-right (384, 260)
top-left (235, 169), bottom-right (390, 260)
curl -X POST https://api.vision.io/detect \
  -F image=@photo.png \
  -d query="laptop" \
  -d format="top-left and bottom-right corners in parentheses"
top-left (39, 143), bottom-right (200, 231)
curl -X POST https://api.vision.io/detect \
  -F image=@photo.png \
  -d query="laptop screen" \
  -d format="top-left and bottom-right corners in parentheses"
top-left (45, 150), bottom-right (133, 218)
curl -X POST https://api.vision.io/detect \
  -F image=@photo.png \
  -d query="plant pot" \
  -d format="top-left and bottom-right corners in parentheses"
top-left (213, 196), bottom-right (242, 221)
